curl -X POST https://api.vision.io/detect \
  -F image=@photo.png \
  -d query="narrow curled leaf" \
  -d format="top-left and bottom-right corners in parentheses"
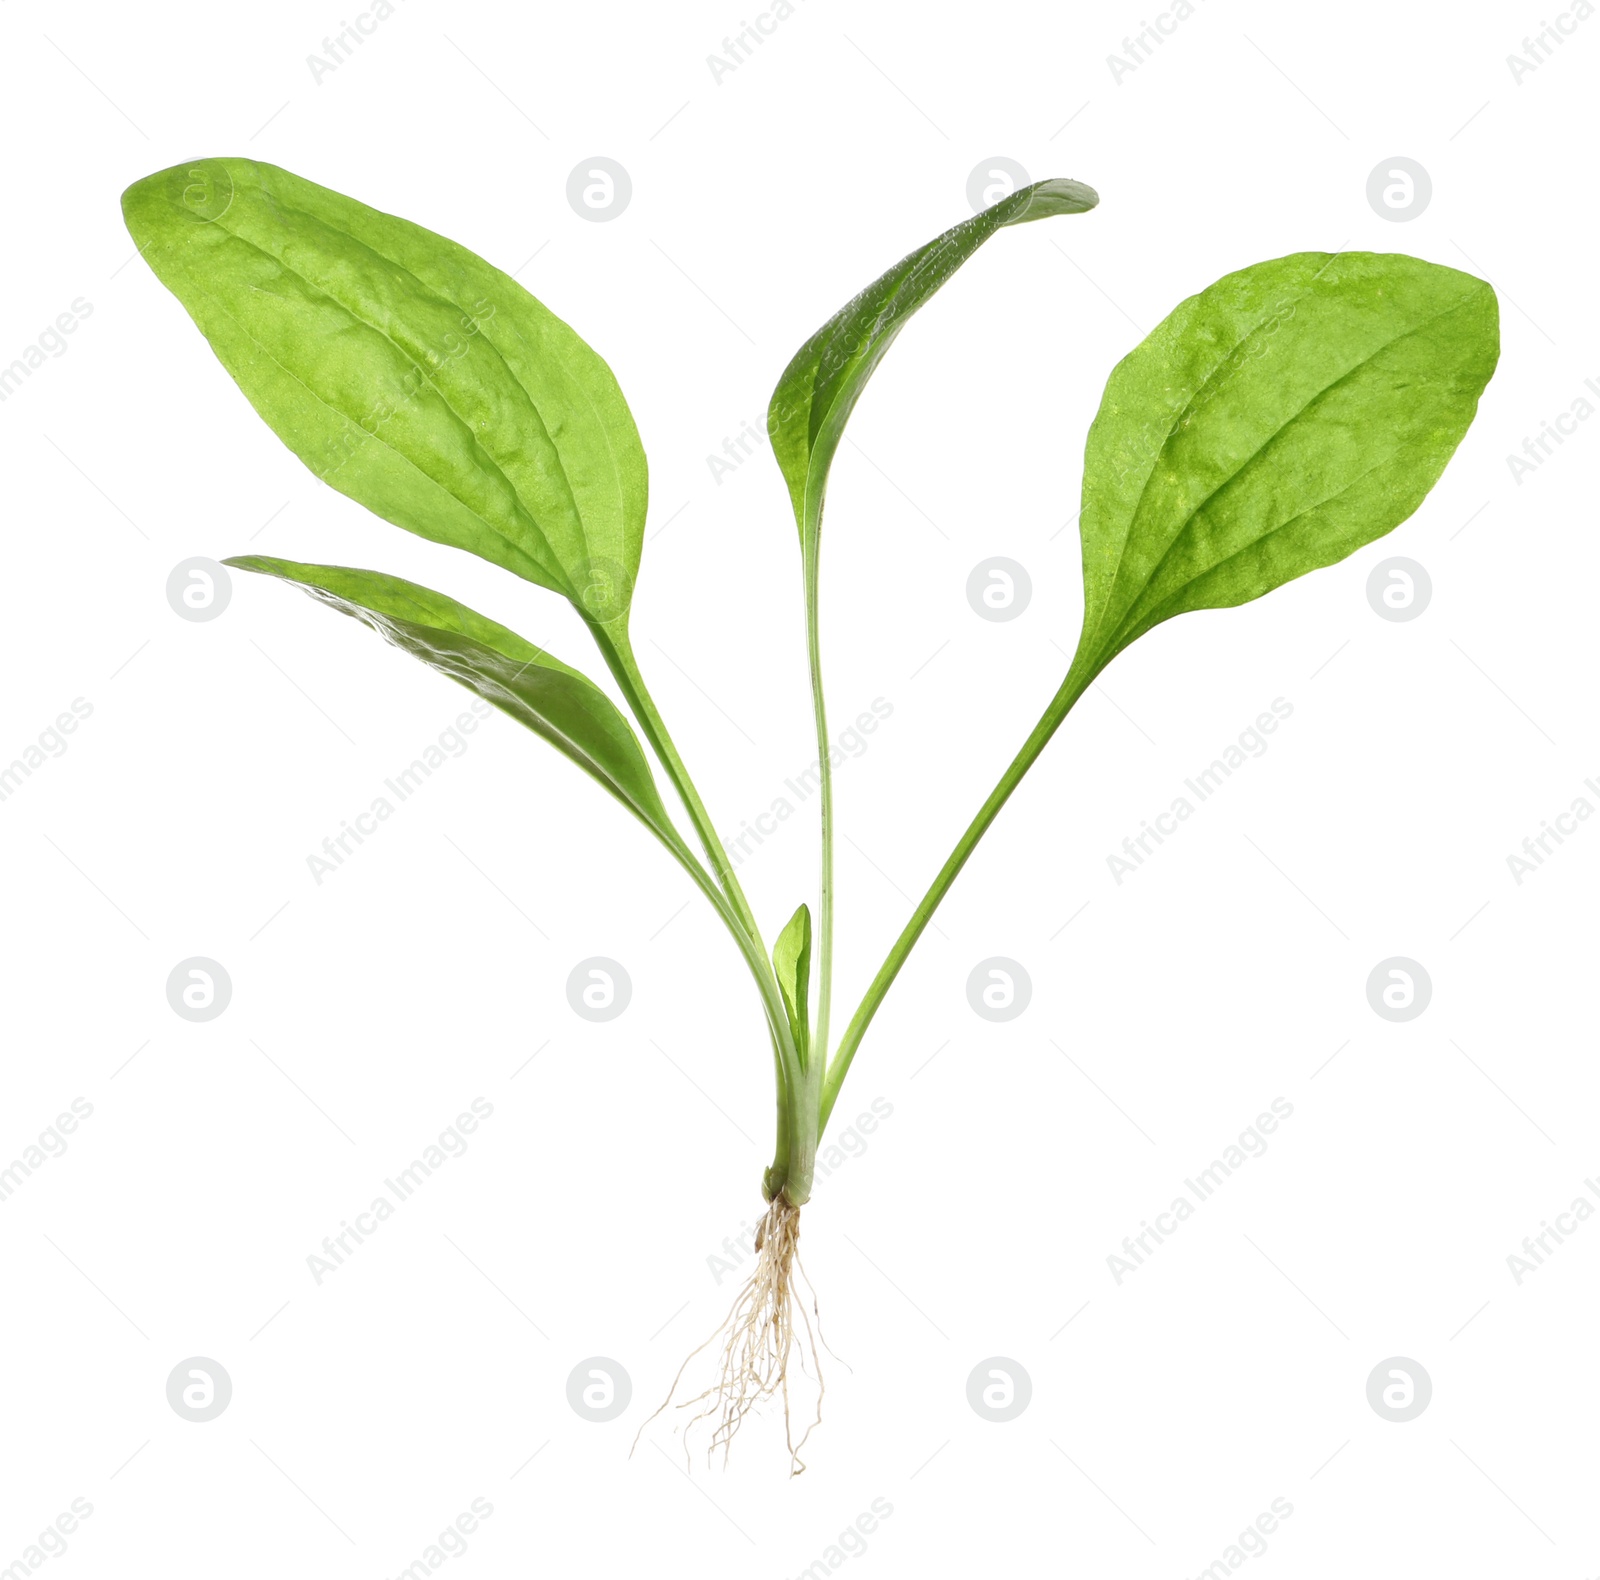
top-left (224, 556), bottom-right (677, 843)
top-left (1070, 251), bottom-right (1500, 682)
top-left (772, 903), bottom-right (812, 1063)
top-left (767, 178), bottom-right (1099, 548)
top-left (125, 159), bottom-right (647, 624)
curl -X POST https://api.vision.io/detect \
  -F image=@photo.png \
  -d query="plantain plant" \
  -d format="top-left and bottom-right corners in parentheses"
top-left (124, 157), bottom-right (1498, 1470)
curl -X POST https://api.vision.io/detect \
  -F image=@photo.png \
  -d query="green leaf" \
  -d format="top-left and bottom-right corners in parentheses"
top-left (125, 159), bottom-right (647, 625)
top-left (224, 555), bottom-right (679, 843)
top-left (772, 903), bottom-right (812, 1064)
top-left (767, 178), bottom-right (1099, 549)
top-left (1070, 251), bottom-right (1499, 681)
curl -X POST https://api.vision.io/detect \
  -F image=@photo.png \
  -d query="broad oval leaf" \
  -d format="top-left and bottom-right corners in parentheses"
top-left (768, 178), bottom-right (1098, 548)
top-left (1070, 251), bottom-right (1499, 682)
top-left (772, 903), bottom-right (812, 1064)
top-left (126, 159), bottom-right (647, 625)
top-left (225, 555), bottom-right (678, 842)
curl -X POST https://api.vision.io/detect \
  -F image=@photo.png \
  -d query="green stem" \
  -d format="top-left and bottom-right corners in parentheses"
top-left (591, 621), bottom-right (809, 1196)
top-left (803, 533), bottom-right (834, 1074)
top-left (819, 659), bottom-right (1097, 1134)
top-left (662, 825), bottom-right (797, 1195)
top-left (595, 625), bottom-right (767, 951)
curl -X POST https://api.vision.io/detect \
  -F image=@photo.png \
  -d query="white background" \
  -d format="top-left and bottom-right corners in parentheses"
top-left (2, 0), bottom-right (1596, 1575)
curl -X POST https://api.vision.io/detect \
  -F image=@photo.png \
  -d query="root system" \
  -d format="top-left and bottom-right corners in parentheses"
top-left (633, 1194), bottom-right (830, 1475)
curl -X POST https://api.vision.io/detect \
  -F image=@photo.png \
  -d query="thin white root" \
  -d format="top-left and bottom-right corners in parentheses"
top-left (631, 1195), bottom-right (829, 1476)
